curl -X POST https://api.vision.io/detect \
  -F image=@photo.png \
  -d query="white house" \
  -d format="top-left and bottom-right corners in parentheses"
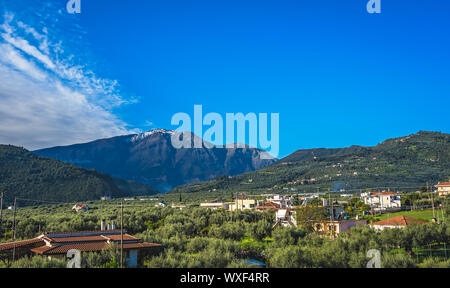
top-left (435, 182), bottom-right (450, 197)
top-left (266, 194), bottom-right (293, 209)
top-left (273, 209), bottom-right (297, 228)
top-left (360, 191), bottom-right (401, 211)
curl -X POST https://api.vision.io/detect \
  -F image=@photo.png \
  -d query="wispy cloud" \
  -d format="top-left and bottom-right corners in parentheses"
top-left (0, 7), bottom-right (138, 150)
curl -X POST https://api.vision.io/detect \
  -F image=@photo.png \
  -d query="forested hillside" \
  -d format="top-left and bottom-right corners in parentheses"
top-left (0, 145), bottom-right (127, 204)
top-left (171, 131), bottom-right (450, 194)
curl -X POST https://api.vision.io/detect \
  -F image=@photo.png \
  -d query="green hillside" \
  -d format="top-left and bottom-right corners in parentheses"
top-left (0, 145), bottom-right (128, 204)
top-left (170, 131), bottom-right (450, 194)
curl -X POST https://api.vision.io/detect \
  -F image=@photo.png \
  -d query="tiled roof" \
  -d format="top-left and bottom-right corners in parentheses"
top-left (2, 230), bottom-right (161, 256)
top-left (47, 234), bottom-right (138, 243)
top-left (436, 182), bottom-right (450, 186)
top-left (43, 230), bottom-right (125, 238)
top-left (0, 238), bottom-right (44, 252)
top-left (373, 216), bottom-right (427, 226)
top-left (370, 191), bottom-right (395, 195)
top-left (31, 241), bottom-right (162, 255)
top-left (104, 234), bottom-right (139, 242)
top-left (122, 242), bottom-right (162, 249)
top-left (31, 242), bottom-right (109, 255)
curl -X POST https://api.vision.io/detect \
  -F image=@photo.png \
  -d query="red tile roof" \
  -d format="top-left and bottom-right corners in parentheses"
top-left (436, 182), bottom-right (450, 186)
top-left (373, 216), bottom-right (427, 226)
top-left (103, 234), bottom-right (139, 242)
top-left (2, 230), bottom-right (161, 256)
top-left (122, 242), bottom-right (162, 249)
top-left (31, 241), bottom-right (162, 255)
top-left (0, 238), bottom-right (44, 252)
top-left (31, 242), bottom-right (109, 255)
top-left (44, 230), bottom-right (123, 236)
top-left (47, 234), bottom-right (138, 243)
top-left (370, 191), bottom-right (395, 195)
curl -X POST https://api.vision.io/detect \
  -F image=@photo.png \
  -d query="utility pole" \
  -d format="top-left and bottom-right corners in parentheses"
top-left (428, 182), bottom-right (436, 219)
top-left (120, 200), bottom-right (124, 268)
top-left (230, 192), bottom-right (234, 222)
top-left (0, 190), bottom-right (3, 238)
top-left (12, 197), bottom-right (17, 262)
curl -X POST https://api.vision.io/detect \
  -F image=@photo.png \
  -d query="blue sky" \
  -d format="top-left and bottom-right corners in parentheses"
top-left (0, 0), bottom-right (449, 158)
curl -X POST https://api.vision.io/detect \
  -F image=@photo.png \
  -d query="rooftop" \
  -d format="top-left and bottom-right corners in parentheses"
top-left (373, 216), bottom-right (427, 226)
top-left (436, 182), bottom-right (450, 187)
top-left (369, 191), bottom-right (395, 195)
top-left (0, 230), bottom-right (161, 256)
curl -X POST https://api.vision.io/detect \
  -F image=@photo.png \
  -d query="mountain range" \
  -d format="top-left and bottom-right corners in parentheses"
top-left (171, 131), bottom-right (450, 194)
top-left (34, 129), bottom-right (276, 192)
top-left (2, 130), bottom-right (448, 203)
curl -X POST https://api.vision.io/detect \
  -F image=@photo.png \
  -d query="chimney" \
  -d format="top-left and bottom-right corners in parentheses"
top-left (101, 219), bottom-right (106, 231)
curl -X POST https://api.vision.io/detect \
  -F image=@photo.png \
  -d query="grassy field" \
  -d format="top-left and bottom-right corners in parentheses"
top-left (374, 209), bottom-right (443, 223)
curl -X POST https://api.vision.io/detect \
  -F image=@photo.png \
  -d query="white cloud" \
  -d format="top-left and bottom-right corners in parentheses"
top-left (0, 12), bottom-right (139, 150)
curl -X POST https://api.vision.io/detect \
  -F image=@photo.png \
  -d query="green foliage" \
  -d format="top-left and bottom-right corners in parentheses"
top-left (0, 256), bottom-right (66, 268)
top-left (382, 252), bottom-right (417, 268)
top-left (171, 131), bottom-right (450, 194)
top-left (81, 247), bottom-right (120, 268)
top-left (295, 206), bottom-right (327, 231)
top-left (0, 145), bottom-right (127, 204)
top-left (1, 199), bottom-right (449, 268)
top-left (418, 257), bottom-right (450, 268)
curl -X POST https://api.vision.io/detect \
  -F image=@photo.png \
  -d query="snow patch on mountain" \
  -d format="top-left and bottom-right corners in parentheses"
top-left (130, 129), bottom-right (176, 143)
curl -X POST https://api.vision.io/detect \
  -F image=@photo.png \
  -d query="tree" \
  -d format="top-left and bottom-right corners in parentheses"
top-left (295, 206), bottom-right (327, 231)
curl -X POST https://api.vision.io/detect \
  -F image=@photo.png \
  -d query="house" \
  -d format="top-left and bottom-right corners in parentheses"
top-left (266, 194), bottom-right (293, 208)
top-left (101, 196), bottom-right (111, 201)
top-left (371, 216), bottom-right (427, 231)
top-left (435, 182), bottom-right (450, 197)
top-left (313, 220), bottom-right (367, 238)
top-left (360, 191), bottom-right (401, 212)
top-left (228, 199), bottom-right (258, 211)
top-left (0, 230), bottom-right (162, 267)
top-left (272, 209), bottom-right (297, 228)
top-left (72, 203), bottom-right (89, 213)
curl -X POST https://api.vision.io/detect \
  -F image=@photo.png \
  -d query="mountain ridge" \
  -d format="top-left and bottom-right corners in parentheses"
top-left (34, 129), bottom-right (277, 192)
top-left (170, 131), bottom-right (450, 194)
